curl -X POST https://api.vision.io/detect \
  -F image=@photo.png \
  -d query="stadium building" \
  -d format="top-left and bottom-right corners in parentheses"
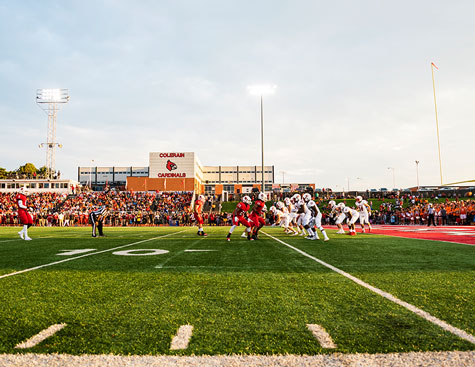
top-left (78, 151), bottom-right (315, 195)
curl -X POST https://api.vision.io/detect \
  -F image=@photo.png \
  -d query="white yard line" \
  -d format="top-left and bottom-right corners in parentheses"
top-left (0, 351), bottom-right (473, 367)
top-left (0, 230), bottom-right (187, 280)
top-left (262, 231), bottom-right (475, 345)
top-left (306, 324), bottom-right (337, 349)
top-left (15, 324), bottom-right (66, 349)
top-left (170, 325), bottom-right (194, 350)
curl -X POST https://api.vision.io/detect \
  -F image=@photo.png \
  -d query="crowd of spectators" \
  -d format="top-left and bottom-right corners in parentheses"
top-left (1, 190), bottom-right (474, 227)
top-left (0, 191), bottom-right (193, 227)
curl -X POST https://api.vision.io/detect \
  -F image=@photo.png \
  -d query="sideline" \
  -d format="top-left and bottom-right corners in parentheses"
top-left (262, 231), bottom-right (475, 345)
top-left (0, 230), bottom-right (187, 280)
top-left (0, 351), bottom-right (473, 367)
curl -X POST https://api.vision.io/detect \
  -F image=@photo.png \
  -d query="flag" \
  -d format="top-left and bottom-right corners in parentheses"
top-left (431, 62), bottom-right (439, 70)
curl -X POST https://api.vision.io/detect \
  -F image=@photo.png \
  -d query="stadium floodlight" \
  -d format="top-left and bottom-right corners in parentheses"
top-left (36, 88), bottom-right (70, 103)
top-left (37, 89), bottom-right (70, 179)
top-left (248, 84), bottom-right (277, 194)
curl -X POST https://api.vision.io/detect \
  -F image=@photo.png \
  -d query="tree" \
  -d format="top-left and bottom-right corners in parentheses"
top-left (18, 163), bottom-right (38, 175)
top-left (0, 167), bottom-right (7, 179)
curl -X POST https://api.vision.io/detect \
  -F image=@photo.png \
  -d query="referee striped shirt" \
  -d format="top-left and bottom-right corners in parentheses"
top-left (91, 206), bottom-right (107, 216)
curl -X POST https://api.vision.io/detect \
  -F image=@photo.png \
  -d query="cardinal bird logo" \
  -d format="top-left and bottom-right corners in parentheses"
top-left (166, 160), bottom-right (177, 171)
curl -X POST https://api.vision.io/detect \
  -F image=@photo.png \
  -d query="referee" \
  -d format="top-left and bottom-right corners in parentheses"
top-left (90, 205), bottom-right (108, 237)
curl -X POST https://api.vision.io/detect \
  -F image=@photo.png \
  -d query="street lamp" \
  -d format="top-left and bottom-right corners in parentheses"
top-left (280, 170), bottom-right (286, 184)
top-left (415, 160), bottom-right (420, 189)
top-left (247, 84), bottom-right (276, 195)
top-left (387, 167), bottom-right (395, 189)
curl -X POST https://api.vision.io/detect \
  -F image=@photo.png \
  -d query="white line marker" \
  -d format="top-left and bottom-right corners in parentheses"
top-left (263, 231), bottom-right (475, 345)
top-left (57, 249), bottom-right (96, 256)
top-left (306, 324), bottom-right (337, 348)
top-left (0, 230), bottom-right (187, 280)
top-left (170, 325), bottom-right (193, 350)
top-left (15, 323), bottom-right (66, 349)
top-left (184, 249), bottom-right (216, 252)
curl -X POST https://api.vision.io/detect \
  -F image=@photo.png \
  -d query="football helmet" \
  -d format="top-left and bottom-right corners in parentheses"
top-left (198, 194), bottom-right (205, 202)
top-left (303, 193), bottom-right (311, 202)
top-left (269, 206), bottom-right (276, 213)
top-left (19, 186), bottom-right (29, 195)
top-left (276, 201), bottom-right (284, 210)
top-left (337, 202), bottom-right (345, 209)
top-left (284, 197), bottom-right (291, 205)
top-left (343, 207), bottom-right (350, 213)
top-left (258, 192), bottom-right (266, 201)
top-left (292, 194), bottom-right (301, 203)
top-left (328, 200), bottom-right (336, 208)
top-left (242, 195), bottom-right (252, 205)
top-left (356, 195), bottom-right (363, 202)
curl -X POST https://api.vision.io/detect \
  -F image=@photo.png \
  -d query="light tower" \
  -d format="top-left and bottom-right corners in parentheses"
top-left (36, 89), bottom-right (69, 179)
top-left (247, 84), bottom-right (277, 195)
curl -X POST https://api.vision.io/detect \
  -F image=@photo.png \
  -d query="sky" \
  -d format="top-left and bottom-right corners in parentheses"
top-left (0, 0), bottom-right (474, 190)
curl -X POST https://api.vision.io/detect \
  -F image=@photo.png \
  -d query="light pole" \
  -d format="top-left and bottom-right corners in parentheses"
top-left (387, 167), bottom-right (395, 189)
top-left (90, 159), bottom-right (95, 188)
top-left (36, 88), bottom-right (69, 179)
top-left (280, 170), bottom-right (286, 184)
top-left (415, 160), bottom-right (420, 189)
top-left (248, 84), bottom-right (276, 195)
top-left (346, 177), bottom-right (350, 192)
top-left (431, 62), bottom-right (443, 185)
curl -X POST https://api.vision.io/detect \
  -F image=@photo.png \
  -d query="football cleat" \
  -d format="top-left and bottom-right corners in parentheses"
top-left (18, 231), bottom-right (24, 240)
top-left (24, 236), bottom-right (32, 241)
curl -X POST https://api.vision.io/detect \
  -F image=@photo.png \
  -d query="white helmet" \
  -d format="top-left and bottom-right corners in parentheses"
top-left (343, 207), bottom-right (350, 213)
top-left (328, 200), bottom-right (336, 208)
top-left (19, 186), bottom-right (29, 195)
top-left (258, 192), bottom-right (266, 201)
top-left (303, 193), bottom-right (311, 202)
top-left (242, 195), bottom-right (252, 205)
top-left (292, 194), bottom-right (301, 203)
top-left (198, 194), bottom-right (205, 202)
top-left (337, 202), bottom-right (345, 209)
top-left (284, 197), bottom-right (291, 205)
top-left (269, 206), bottom-right (276, 213)
top-left (356, 195), bottom-right (363, 202)
top-left (276, 201), bottom-right (284, 209)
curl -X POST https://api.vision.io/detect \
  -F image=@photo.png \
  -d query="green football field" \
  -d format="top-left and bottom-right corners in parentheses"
top-left (0, 226), bottom-right (473, 356)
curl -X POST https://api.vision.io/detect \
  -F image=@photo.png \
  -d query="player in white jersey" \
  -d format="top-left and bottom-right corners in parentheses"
top-left (293, 194), bottom-right (308, 236)
top-left (302, 193), bottom-right (329, 241)
top-left (355, 196), bottom-right (372, 233)
top-left (343, 206), bottom-right (359, 236)
top-left (329, 201), bottom-right (346, 234)
top-left (283, 197), bottom-right (298, 234)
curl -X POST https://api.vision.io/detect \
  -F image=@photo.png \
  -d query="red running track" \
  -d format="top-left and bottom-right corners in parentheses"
top-left (364, 225), bottom-right (475, 245)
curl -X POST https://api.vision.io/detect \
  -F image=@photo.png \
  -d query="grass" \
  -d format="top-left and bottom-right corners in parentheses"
top-left (0, 225), bottom-right (473, 355)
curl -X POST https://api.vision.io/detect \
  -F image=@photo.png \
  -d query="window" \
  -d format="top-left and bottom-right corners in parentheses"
top-left (44, 183), bottom-right (49, 189)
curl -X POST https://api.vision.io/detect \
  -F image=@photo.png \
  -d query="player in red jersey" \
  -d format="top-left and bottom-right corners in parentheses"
top-left (194, 194), bottom-right (207, 236)
top-left (16, 187), bottom-right (33, 240)
top-left (226, 195), bottom-right (252, 241)
top-left (248, 192), bottom-right (267, 240)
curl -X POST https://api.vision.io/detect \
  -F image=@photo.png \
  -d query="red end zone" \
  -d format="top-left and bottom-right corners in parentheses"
top-left (368, 225), bottom-right (475, 245)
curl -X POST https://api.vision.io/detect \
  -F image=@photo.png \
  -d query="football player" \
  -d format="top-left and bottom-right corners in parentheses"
top-left (227, 195), bottom-right (252, 241)
top-left (329, 201), bottom-right (346, 234)
top-left (343, 206), bottom-right (359, 236)
top-left (302, 193), bottom-right (329, 241)
top-left (283, 197), bottom-right (298, 234)
top-left (248, 192), bottom-right (267, 240)
top-left (194, 194), bottom-right (207, 236)
top-left (293, 194), bottom-right (308, 237)
top-left (16, 186), bottom-right (33, 240)
top-left (355, 196), bottom-right (372, 232)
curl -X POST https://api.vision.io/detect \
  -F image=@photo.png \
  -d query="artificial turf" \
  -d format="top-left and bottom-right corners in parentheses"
top-left (0, 226), bottom-right (473, 355)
